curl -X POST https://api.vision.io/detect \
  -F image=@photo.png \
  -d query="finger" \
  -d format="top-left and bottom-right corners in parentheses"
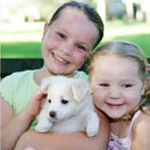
top-left (32, 88), bottom-right (46, 102)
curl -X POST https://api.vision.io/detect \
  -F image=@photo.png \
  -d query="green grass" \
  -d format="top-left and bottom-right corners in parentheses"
top-left (97, 21), bottom-right (150, 57)
top-left (1, 42), bottom-right (42, 58)
top-left (1, 21), bottom-right (150, 58)
top-left (1, 22), bottom-right (44, 58)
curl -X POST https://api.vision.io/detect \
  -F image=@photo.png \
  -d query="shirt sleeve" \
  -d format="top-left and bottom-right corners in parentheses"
top-left (74, 71), bottom-right (88, 81)
top-left (0, 73), bottom-right (17, 106)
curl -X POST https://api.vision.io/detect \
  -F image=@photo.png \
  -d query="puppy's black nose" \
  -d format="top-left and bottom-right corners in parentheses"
top-left (49, 111), bottom-right (56, 118)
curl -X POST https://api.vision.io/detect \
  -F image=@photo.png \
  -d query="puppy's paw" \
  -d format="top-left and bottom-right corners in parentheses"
top-left (35, 124), bottom-right (51, 132)
top-left (86, 112), bottom-right (100, 137)
top-left (87, 125), bottom-right (99, 137)
top-left (24, 147), bottom-right (36, 150)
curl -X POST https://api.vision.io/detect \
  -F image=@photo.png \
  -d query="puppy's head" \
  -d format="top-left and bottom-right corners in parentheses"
top-left (41, 76), bottom-right (90, 121)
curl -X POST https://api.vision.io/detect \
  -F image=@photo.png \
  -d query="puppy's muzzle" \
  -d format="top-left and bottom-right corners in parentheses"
top-left (49, 111), bottom-right (56, 118)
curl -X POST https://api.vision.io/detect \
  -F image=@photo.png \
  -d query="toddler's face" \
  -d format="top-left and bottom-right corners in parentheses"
top-left (42, 7), bottom-right (99, 76)
top-left (91, 55), bottom-right (145, 119)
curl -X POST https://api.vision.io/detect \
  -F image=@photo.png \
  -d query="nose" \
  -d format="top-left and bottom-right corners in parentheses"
top-left (49, 111), bottom-right (56, 118)
top-left (109, 86), bottom-right (121, 99)
top-left (61, 41), bottom-right (73, 55)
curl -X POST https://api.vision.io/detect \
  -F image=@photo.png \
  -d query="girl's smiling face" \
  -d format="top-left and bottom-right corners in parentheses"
top-left (91, 55), bottom-right (145, 119)
top-left (42, 7), bottom-right (99, 76)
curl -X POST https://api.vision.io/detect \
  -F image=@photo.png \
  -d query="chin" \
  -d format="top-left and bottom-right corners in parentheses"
top-left (51, 70), bottom-right (71, 76)
top-left (107, 113), bottom-right (124, 120)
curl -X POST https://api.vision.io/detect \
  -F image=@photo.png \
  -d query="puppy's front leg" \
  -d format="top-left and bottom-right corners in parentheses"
top-left (24, 147), bottom-right (37, 150)
top-left (35, 109), bottom-right (52, 132)
top-left (35, 119), bottom-right (52, 133)
top-left (85, 112), bottom-right (100, 137)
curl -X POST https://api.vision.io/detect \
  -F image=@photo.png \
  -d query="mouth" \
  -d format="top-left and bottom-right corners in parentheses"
top-left (106, 102), bottom-right (124, 108)
top-left (48, 116), bottom-right (60, 122)
top-left (52, 51), bottom-right (70, 65)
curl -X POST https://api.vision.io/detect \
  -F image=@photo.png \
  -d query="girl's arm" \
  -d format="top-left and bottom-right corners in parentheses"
top-left (132, 112), bottom-right (150, 149)
top-left (1, 89), bottom-right (45, 150)
top-left (14, 110), bottom-right (110, 150)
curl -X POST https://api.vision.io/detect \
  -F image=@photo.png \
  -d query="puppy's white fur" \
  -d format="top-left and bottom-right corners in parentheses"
top-left (35, 76), bottom-right (100, 137)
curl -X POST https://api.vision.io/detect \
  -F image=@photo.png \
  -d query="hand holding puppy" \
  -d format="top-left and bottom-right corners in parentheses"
top-left (25, 89), bottom-right (46, 119)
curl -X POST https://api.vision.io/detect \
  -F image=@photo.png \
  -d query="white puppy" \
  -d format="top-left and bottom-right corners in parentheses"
top-left (25, 76), bottom-right (100, 150)
top-left (35, 76), bottom-right (100, 137)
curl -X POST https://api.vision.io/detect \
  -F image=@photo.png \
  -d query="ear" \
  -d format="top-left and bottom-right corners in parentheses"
top-left (40, 77), bottom-right (53, 94)
top-left (42, 23), bottom-right (49, 41)
top-left (71, 80), bottom-right (90, 102)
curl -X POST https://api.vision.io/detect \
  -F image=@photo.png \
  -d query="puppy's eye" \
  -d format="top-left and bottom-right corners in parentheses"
top-left (61, 99), bottom-right (68, 104)
top-left (48, 99), bottom-right (51, 103)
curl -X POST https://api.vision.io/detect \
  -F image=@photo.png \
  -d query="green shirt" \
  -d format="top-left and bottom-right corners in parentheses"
top-left (0, 70), bottom-right (88, 129)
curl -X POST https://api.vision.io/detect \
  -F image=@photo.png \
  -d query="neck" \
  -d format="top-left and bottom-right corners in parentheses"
top-left (34, 66), bottom-right (53, 85)
top-left (34, 66), bottom-right (74, 85)
top-left (110, 118), bottom-right (131, 138)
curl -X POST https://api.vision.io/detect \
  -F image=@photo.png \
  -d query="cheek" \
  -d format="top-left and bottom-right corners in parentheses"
top-left (124, 91), bottom-right (141, 107)
top-left (42, 31), bottom-right (52, 45)
top-left (73, 51), bottom-right (87, 64)
top-left (92, 92), bottom-right (104, 108)
top-left (42, 39), bottom-right (51, 56)
top-left (42, 33), bottom-right (58, 52)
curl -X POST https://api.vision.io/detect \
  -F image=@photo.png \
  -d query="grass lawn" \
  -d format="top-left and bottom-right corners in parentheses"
top-left (1, 22), bottom-right (44, 58)
top-left (96, 21), bottom-right (150, 58)
top-left (1, 21), bottom-right (150, 58)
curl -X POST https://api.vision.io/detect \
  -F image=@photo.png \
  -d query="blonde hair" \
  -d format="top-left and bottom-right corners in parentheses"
top-left (89, 40), bottom-right (150, 119)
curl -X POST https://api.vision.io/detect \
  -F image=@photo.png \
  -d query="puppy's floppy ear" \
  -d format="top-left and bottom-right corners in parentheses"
top-left (71, 80), bottom-right (90, 102)
top-left (40, 77), bottom-right (53, 94)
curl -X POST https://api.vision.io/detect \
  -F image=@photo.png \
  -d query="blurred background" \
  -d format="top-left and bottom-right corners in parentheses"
top-left (1, 0), bottom-right (150, 58)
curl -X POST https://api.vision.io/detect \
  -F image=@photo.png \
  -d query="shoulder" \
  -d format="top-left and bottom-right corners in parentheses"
top-left (74, 71), bottom-right (88, 81)
top-left (132, 111), bottom-right (150, 148)
top-left (1, 70), bottom-right (35, 84)
top-left (0, 70), bottom-right (37, 109)
top-left (0, 70), bottom-right (36, 98)
top-left (133, 110), bottom-right (150, 132)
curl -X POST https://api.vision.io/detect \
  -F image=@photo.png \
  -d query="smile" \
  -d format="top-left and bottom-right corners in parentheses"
top-left (106, 102), bottom-right (124, 108)
top-left (52, 52), bottom-right (70, 65)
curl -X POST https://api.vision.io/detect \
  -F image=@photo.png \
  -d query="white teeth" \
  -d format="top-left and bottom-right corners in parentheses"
top-left (108, 103), bottom-right (123, 106)
top-left (106, 102), bottom-right (124, 106)
top-left (54, 53), bottom-right (69, 63)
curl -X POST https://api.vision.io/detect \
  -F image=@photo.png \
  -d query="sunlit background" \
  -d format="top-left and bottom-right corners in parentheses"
top-left (1, 0), bottom-right (150, 58)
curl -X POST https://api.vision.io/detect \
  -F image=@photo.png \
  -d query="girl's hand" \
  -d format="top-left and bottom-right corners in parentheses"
top-left (25, 88), bottom-right (46, 118)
